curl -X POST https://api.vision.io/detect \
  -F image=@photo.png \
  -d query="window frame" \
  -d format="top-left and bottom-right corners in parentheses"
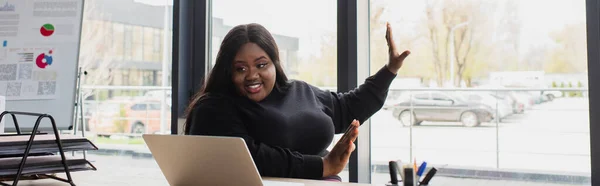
top-left (173, 0), bottom-right (600, 183)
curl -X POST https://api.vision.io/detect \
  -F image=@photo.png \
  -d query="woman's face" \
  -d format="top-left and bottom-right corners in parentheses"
top-left (232, 42), bottom-right (276, 102)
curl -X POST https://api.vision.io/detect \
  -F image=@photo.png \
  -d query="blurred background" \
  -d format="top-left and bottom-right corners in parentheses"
top-left (73, 0), bottom-right (590, 185)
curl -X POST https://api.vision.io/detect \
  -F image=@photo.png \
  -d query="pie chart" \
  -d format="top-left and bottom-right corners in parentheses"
top-left (40, 24), bottom-right (54, 37)
top-left (36, 50), bottom-right (53, 68)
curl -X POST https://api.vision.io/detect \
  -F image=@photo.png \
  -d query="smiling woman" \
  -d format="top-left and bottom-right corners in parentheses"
top-left (183, 21), bottom-right (410, 181)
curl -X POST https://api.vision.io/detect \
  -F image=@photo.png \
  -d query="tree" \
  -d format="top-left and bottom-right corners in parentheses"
top-left (422, 0), bottom-right (498, 86)
top-left (370, 2), bottom-right (429, 81)
top-left (293, 34), bottom-right (337, 88)
top-left (78, 0), bottom-right (120, 99)
top-left (424, 0), bottom-right (448, 86)
top-left (544, 23), bottom-right (587, 73)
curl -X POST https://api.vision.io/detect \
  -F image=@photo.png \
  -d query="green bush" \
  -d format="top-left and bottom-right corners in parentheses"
top-left (560, 82), bottom-right (566, 97)
top-left (577, 81), bottom-right (584, 97)
top-left (568, 82), bottom-right (577, 97)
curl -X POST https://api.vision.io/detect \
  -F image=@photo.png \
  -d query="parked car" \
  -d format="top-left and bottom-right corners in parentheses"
top-left (526, 91), bottom-right (547, 104)
top-left (390, 91), bottom-right (494, 127)
top-left (542, 90), bottom-right (562, 101)
top-left (456, 91), bottom-right (513, 120)
top-left (144, 90), bottom-right (172, 107)
top-left (88, 99), bottom-right (171, 135)
top-left (507, 91), bottom-right (529, 113)
top-left (513, 91), bottom-right (536, 108)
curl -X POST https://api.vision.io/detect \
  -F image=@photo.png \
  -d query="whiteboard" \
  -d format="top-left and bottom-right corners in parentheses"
top-left (0, 0), bottom-right (84, 132)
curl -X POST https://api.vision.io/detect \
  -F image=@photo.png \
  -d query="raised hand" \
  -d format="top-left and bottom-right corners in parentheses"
top-left (385, 22), bottom-right (411, 74)
top-left (322, 120), bottom-right (360, 177)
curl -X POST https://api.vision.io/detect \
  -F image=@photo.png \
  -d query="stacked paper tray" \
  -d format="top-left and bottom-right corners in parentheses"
top-left (0, 134), bottom-right (98, 157)
top-left (0, 156), bottom-right (96, 178)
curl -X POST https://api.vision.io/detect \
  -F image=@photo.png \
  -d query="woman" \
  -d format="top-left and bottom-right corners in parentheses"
top-left (184, 22), bottom-right (410, 181)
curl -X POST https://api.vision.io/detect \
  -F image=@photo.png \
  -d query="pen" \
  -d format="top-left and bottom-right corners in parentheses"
top-left (397, 160), bottom-right (405, 181)
top-left (420, 167), bottom-right (437, 185)
top-left (413, 158), bottom-right (417, 183)
top-left (389, 161), bottom-right (399, 184)
top-left (417, 161), bottom-right (427, 182)
top-left (413, 158), bottom-right (416, 171)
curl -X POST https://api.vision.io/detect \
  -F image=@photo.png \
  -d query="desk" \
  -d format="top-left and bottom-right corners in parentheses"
top-left (264, 177), bottom-right (375, 186)
top-left (8, 175), bottom-right (375, 186)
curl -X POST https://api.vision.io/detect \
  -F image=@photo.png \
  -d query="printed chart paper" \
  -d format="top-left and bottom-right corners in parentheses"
top-left (0, 0), bottom-right (80, 100)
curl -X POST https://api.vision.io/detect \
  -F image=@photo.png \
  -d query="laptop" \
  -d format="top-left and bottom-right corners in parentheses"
top-left (142, 134), bottom-right (304, 186)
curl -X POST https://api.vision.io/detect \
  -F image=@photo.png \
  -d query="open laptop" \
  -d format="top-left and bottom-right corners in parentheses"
top-left (142, 134), bottom-right (304, 186)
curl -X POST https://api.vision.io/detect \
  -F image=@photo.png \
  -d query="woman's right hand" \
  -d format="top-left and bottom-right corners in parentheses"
top-left (322, 120), bottom-right (360, 177)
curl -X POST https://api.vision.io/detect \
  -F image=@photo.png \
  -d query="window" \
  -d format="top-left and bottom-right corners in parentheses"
top-left (431, 93), bottom-right (452, 101)
top-left (149, 103), bottom-right (161, 110)
top-left (414, 93), bottom-right (429, 100)
top-left (76, 0), bottom-right (173, 179)
top-left (142, 70), bottom-right (155, 86)
top-left (112, 23), bottom-right (125, 59)
top-left (132, 26), bottom-right (144, 61)
top-left (153, 30), bottom-right (162, 53)
top-left (131, 103), bottom-right (147, 111)
top-left (144, 27), bottom-right (158, 61)
top-left (124, 25), bottom-right (133, 60)
top-left (370, 0), bottom-right (589, 185)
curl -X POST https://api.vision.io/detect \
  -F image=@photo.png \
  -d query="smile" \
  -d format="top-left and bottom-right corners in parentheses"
top-left (245, 83), bottom-right (263, 94)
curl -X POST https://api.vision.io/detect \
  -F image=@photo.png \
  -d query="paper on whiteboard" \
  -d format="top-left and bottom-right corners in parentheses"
top-left (0, 48), bottom-right (58, 100)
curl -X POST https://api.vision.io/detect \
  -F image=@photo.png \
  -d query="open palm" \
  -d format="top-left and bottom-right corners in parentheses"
top-left (385, 22), bottom-right (411, 74)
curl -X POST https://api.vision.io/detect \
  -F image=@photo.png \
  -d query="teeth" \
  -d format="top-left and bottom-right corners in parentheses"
top-left (248, 84), bottom-right (260, 89)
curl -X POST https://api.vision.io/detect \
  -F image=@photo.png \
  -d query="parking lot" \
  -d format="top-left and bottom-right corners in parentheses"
top-left (83, 95), bottom-right (591, 184)
top-left (370, 97), bottom-right (590, 174)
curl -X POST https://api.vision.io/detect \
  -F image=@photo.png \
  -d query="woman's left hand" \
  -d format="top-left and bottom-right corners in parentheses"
top-left (385, 22), bottom-right (411, 74)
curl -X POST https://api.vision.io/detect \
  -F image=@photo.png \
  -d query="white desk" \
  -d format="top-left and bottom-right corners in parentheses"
top-left (8, 175), bottom-right (375, 186)
top-left (264, 177), bottom-right (374, 186)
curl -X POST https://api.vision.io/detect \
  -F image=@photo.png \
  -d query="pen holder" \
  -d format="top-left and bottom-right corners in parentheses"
top-left (403, 167), bottom-right (415, 186)
top-left (388, 160), bottom-right (437, 186)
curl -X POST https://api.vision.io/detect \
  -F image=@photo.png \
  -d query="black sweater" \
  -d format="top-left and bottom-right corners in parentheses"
top-left (187, 66), bottom-right (396, 179)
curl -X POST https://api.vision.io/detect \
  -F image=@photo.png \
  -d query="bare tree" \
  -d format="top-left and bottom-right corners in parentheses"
top-left (423, 0), bottom-right (500, 86)
top-left (78, 0), bottom-right (120, 99)
top-left (425, 0), bottom-right (447, 86)
top-left (450, 0), bottom-right (481, 86)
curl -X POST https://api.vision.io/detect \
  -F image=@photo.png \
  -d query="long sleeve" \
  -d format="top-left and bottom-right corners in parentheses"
top-left (186, 95), bottom-right (324, 179)
top-left (312, 66), bottom-right (397, 133)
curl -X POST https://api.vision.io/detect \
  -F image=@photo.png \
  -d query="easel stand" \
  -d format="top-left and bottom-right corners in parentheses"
top-left (72, 67), bottom-right (87, 159)
top-left (0, 111), bottom-right (76, 186)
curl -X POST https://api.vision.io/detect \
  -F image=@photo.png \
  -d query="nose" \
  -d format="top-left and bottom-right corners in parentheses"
top-left (245, 68), bottom-right (259, 81)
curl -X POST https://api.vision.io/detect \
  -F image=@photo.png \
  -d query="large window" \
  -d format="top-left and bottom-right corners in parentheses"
top-left (75, 0), bottom-right (173, 177)
top-left (369, 0), bottom-right (589, 184)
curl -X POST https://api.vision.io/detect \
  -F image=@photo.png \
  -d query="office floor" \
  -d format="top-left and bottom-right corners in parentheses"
top-left (2, 153), bottom-right (585, 186)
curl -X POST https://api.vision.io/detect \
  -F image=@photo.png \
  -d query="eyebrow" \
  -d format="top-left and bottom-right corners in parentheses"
top-left (234, 56), bottom-right (267, 64)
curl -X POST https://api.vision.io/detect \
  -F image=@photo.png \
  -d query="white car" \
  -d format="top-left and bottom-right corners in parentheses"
top-left (542, 90), bottom-right (563, 101)
top-left (456, 92), bottom-right (513, 120)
